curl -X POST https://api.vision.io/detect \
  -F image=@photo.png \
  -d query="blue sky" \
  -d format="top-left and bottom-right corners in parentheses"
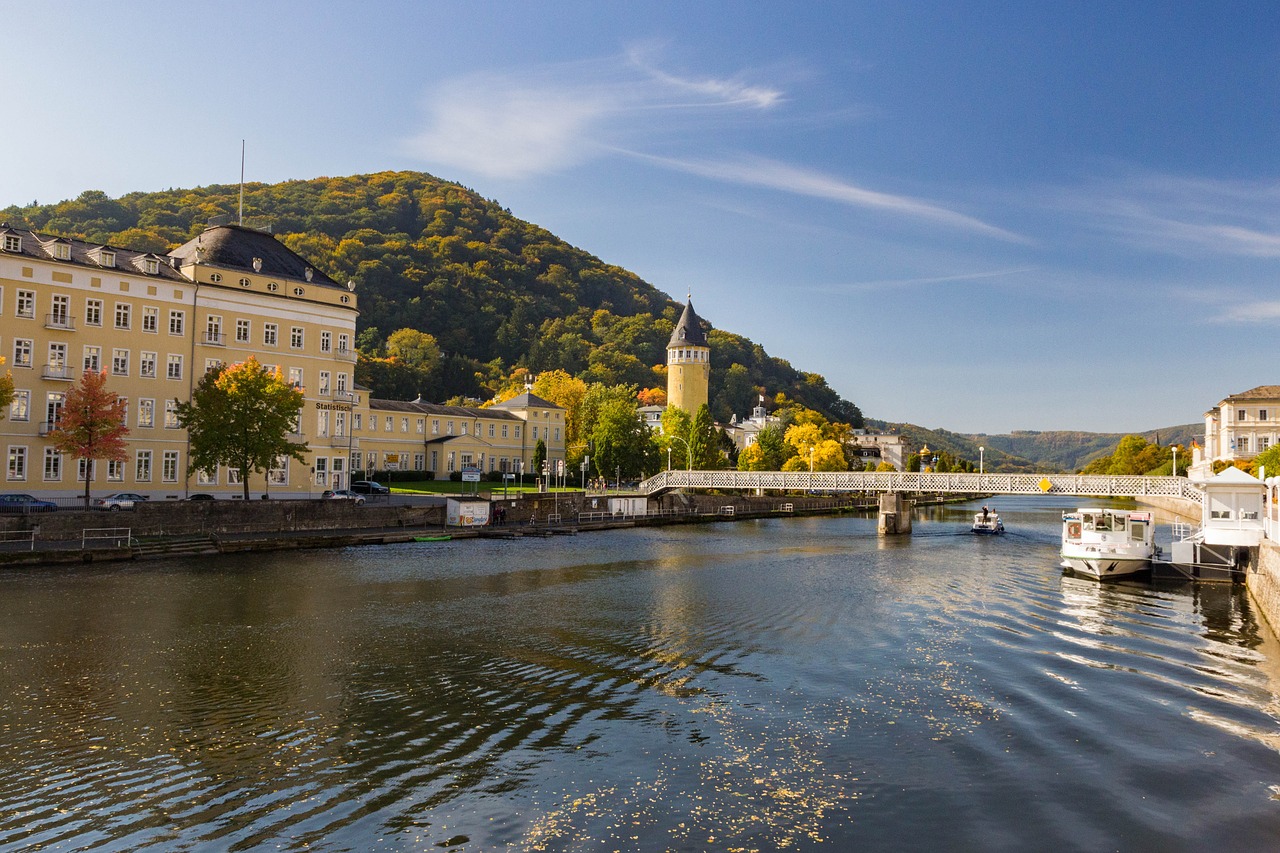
top-left (3, 1), bottom-right (1278, 433)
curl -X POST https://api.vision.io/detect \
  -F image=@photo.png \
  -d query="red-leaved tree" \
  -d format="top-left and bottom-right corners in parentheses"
top-left (49, 369), bottom-right (130, 508)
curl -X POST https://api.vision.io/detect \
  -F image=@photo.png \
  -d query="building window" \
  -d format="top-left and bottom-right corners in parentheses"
top-left (107, 459), bottom-right (124, 482)
top-left (264, 323), bottom-right (278, 346)
top-left (205, 358), bottom-right (222, 374)
top-left (432, 419), bottom-right (439, 435)
top-left (289, 367), bottom-right (303, 389)
top-left (99, 250), bottom-right (115, 268)
top-left (1238, 436), bottom-right (1250, 453)
top-left (136, 450), bottom-right (152, 482)
top-left (228, 468), bottom-right (242, 486)
top-left (336, 373), bottom-right (347, 393)
top-left (166, 354), bottom-right (183, 380)
top-left (353, 413), bottom-right (362, 430)
top-left (197, 467), bottom-right (217, 486)
top-left (143, 258), bottom-right (159, 275)
top-left (111, 348), bottom-right (128, 375)
top-left (47, 342), bottom-right (67, 370)
top-left (461, 421), bottom-right (468, 435)
top-left (386, 416), bottom-right (394, 431)
top-left (1238, 409), bottom-right (1247, 421)
top-left (555, 427), bottom-right (561, 442)
top-left (335, 411), bottom-right (346, 438)
top-left (1261, 409), bottom-right (1269, 422)
top-left (514, 426), bottom-right (521, 439)
top-left (414, 453), bottom-right (425, 471)
top-left (162, 451), bottom-right (179, 483)
top-left (417, 418), bottom-right (425, 434)
top-left (236, 318), bottom-right (251, 343)
top-left (43, 448), bottom-right (62, 481)
top-left (268, 458), bottom-right (288, 486)
top-left (501, 424), bottom-right (509, 438)
top-left (2, 234), bottom-right (20, 252)
top-left (85, 299), bottom-right (102, 326)
top-left (205, 315), bottom-right (223, 345)
top-left (10, 390), bottom-right (29, 421)
top-left (142, 306), bottom-right (158, 333)
top-left (140, 351), bottom-right (157, 378)
top-left (337, 333), bottom-right (350, 354)
top-left (138, 399), bottom-right (154, 428)
top-left (49, 294), bottom-right (70, 327)
top-left (320, 331), bottom-right (332, 353)
top-left (168, 310), bottom-right (184, 336)
top-left (489, 423), bottom-right (495, 438)
top-left (13, 339), bottom-right (31, 368)
top-left (7, 446), bottom-right (26, 481)
top-left (1261, 437), bottom-right (1272, 452)
top-left (317, 409), bottom-right (330, 438)
top-left (290, 327), bottom-right (304, 349)
top-left (16, 290), bottom-right (35, 318)
top-left (319, 371), bottom-right (330, 395)
top-left (115, 302), bottom-right (131, 329)
top-left (401, 417), bottom-right (409, 433)
top-left (82, 346), bottom-right (101, 372)
top-left (164, 400), bottom-right (179, 429)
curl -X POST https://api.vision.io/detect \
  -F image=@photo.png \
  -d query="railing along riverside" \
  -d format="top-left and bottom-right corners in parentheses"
top-left (639, 471), bottom-right (1205, 505)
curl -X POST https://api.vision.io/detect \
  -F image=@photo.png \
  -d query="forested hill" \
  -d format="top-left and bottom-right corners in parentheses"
top-left (1, 171), bottom-right (861, 425)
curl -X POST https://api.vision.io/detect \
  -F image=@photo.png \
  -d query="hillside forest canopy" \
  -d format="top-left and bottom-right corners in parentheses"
top-left (2, 172), bottom-right (862, 429)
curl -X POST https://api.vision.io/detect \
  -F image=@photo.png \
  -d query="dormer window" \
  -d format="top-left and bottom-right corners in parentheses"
top-left (140, 256), bottom-right (159, 275)
top-left (52, 242), bottom-right (71, 261)
top-left (1, 233), bottom-right (20, 253)
top-left (91, 247), bottom-right (116, 268)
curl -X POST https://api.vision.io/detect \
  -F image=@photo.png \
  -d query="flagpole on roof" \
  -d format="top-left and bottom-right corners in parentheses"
top-left (239, 140), bottom-right (245, 226)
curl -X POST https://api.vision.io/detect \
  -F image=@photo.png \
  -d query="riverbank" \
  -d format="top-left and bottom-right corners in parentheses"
top-left (0, 492), bottom-right (888, 568)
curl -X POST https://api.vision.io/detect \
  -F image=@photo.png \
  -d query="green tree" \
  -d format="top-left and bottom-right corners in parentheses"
top-left (48, 368), bottom-right (129, 508)
top-left (590, 395), bottom-right (654, 480)
top-left (1251, 444), bottom-right (1280, 478)
top-left (533, 438), bottom-right (547, 479)
top-left (689, 404), bottom-right (722, 469)
top-left (176, 357), bottom-right (308, 500)
top-left (385, 327), bottom-right (442, 374)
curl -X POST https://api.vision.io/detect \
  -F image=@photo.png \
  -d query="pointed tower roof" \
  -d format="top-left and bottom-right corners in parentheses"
top-left (667, 299), bottom-right (708, 348)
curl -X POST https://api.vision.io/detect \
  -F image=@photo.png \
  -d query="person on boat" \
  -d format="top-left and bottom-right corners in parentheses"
top-left (982, 505), bottom-right (990, 521)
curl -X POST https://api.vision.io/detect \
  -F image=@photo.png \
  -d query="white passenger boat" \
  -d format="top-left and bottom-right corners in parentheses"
top-left (971, 506), bottom-right (1004, 534)
top-left (1060, 508), bottom-right (1156, 580)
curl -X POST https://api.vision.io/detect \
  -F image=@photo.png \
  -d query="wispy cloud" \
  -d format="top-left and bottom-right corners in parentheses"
top-left (1213, 301), bottom-right (1280, 323)
top-left (626, 151), bottom-right (1027, 241)
top-left (1058, 172), bottom-right (1280, 258)
top-left (402, 52), bottom-right (782, 180)
top-left (796, 267), bottom-right (1037, 293)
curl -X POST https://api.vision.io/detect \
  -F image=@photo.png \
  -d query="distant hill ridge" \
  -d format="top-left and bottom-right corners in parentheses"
top-left (867, 420), bottom-right (1202, 472)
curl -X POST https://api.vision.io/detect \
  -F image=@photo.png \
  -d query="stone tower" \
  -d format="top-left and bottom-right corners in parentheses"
top-left (666, 299), bottom-right (710, 414)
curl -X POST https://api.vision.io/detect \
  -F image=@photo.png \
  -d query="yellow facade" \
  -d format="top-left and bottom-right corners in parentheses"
top-left (666, 299), bottom-right (710, 415)
top-left (0, 224), bottom-right (565, 498)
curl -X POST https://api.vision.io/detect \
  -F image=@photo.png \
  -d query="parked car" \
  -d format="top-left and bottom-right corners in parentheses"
top-left (94, 492), bottom-right (149, 511)
top-left (0, 493), bottom-right (57, 513)
top-left (350, 481), bottom-right (390, 495)
top-left (186, 493), bottom-right (216, 501)
top-left (322, 489), bottom-right (365, 505)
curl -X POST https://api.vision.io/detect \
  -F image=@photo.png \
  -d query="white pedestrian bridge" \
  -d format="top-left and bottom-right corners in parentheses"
top-left (638, 470), bottom-right (1204, 505)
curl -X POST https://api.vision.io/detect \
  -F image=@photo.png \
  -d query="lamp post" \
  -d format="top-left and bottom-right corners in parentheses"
top-left (670, 436), bottom-right (692, 473)
top-left (809, 445), bottom-right (815, 493)
top-left (1172, 445), bottom-right (1177, 478)
top-left (979, 446), bottom-right (984, 475)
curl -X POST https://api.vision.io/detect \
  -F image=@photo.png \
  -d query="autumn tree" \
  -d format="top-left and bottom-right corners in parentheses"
top-left (48, 368), bottom-right (129, 508)
top-left (176, 357), bottom-right (308, 500)
top-left (0, 356), bottom-right (14, 416)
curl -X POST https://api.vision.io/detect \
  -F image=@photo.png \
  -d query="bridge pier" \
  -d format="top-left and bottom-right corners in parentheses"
top-left (878, 493), bottom-right (912, 536)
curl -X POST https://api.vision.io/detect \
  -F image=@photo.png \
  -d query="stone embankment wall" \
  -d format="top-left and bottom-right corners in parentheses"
top-left (1249, 542), bottom-right (1280, 635)
top-left (0, 500), bottom-right (441, 542)
top-left (1135, 496), bottom-right (1200, 520)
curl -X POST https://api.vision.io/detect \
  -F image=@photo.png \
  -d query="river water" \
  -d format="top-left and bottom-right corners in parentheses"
top-left (2, 496), bottom-right (1279, 852)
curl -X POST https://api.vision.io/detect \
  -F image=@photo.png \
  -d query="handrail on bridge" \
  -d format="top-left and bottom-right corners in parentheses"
top-left (639, 470), bottom-right (1204, 504)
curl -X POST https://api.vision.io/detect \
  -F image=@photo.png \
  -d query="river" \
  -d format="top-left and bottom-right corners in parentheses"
top-left (1, 496), bottom-right (1278, 851)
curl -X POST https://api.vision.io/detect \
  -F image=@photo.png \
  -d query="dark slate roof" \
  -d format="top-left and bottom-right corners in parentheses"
top-left (0, 224), bottom-right (187, 282)
top-left (491, 391), bottom-right (562, 410)
top-left (369, 399), bottom-right (523, 421)
top-left (667, 300), bottom-right (708, 348)
top-left (168, 224), bottom-right (340, 288)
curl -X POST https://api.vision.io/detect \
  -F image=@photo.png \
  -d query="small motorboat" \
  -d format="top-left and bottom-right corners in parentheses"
top-left (1060, 508), bottom-right (1155, 579)
top-left (971, 506), bottom-right (1005, 535)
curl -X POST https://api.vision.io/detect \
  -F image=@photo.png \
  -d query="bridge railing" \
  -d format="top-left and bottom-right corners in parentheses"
top-left (639, 470), bottom-right (1204, 504)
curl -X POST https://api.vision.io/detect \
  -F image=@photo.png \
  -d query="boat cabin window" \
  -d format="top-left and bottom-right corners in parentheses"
top-left (1085, 513), bottom-right (1111, 531)
top-left (1129, 521), bottom-right (1146, 541)
top-left (1112, 515), bottom-right (1127, 531)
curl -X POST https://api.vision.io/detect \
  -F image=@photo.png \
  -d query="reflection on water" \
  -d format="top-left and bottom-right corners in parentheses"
top-left (1, 497), bottom-right (1279, 851)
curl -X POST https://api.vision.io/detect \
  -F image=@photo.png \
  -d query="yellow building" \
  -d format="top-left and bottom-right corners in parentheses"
top-left (357, 392), bottom-right (565, 482)
top-left (0, 222), bottom-right (562, 498)
top-left (666, 299), bottom-right (709, 415)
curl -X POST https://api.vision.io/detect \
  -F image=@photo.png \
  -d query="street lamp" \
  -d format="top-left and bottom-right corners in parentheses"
top-left (1172, 445), bottom-right (1178, 478)
top-left (670, 435), bottom-right (692, 472)
top-left (979, 446), bottom-right (984, 475)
